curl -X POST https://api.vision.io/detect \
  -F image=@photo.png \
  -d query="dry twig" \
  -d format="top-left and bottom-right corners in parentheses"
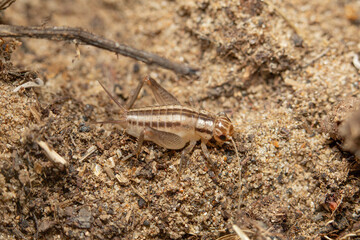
top-left (37, 141), bottom-right (68, 170)
top-left (0, 0), bottom-right (15, 10)
top-left (12, 77), bottom-right (44, 92)
top-left (0, 24), bottom-right (198, 75)
top-left (302, 48), bottom-right (330, 68)
top-left (262, 0), bottom-right (302, 38)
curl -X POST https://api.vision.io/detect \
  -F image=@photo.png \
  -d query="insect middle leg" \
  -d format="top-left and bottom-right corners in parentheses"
top-left (201, 140), bottom-right (219, 178)
top-left (179, 140), bottom-right (197, 181)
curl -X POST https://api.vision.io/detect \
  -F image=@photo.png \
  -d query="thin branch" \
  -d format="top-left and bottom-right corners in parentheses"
top-left (0, 24), bottom-right (198, 75)
top-left (262, 0), bottom-right (304, 42)
top-left (0, 0), bottom-right (15, 10)
top-left (302, 47), bottom-right (330, 68)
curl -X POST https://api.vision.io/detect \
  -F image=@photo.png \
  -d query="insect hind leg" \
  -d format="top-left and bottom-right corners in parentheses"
top-left (144, 76), bottom-right (180, 106)
top-left (125, 77), bottom-right (145, 109)
top-left (125, 76), bottom-right (181, 110)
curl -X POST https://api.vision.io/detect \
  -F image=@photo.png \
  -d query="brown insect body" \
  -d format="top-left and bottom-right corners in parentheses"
top-left (97, 76), bottom-right (237, 179)
top-left (124, 105), bottom-right (234, 149)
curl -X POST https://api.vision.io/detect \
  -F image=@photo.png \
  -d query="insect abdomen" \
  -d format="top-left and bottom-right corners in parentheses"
top-left (125, 105), bottom-right (214, 141)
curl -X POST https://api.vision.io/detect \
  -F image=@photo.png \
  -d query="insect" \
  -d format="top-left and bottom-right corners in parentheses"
top-left (96, 76), bottom-right (239, 180)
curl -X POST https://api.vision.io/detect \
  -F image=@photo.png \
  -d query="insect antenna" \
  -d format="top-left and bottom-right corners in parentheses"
top-left (229, 136), bottom-right (243, 211)
top-left (232, 118), bottom-right (279, 132)
top-left (91, 119), bottom-right (127, 125)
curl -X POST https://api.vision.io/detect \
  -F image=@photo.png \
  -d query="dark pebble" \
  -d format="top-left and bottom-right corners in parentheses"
top-left (133, 63), bottom-right (140, 73)
top-left (143, 220), bottom-right (150, 227)
top-left (19, 219), bottom-right (29, 229)
top-left (291, 33), bottom-right (304, 47)
top-left (138, 198), bottom-right (146, 208)
top-left (79, 123), bottom-right (91, 132)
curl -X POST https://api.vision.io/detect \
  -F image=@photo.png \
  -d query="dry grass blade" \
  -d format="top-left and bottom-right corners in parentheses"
top-left (216, 233), bottom-right (239, 240)
top-left (353, 53), bottom-right (360, 70)
top-left (339, 229), bottom-right (360, 239)
top-left (79, 145), bottom-right (97, 162)
top-left (233, 225), bottom-right (250, 240)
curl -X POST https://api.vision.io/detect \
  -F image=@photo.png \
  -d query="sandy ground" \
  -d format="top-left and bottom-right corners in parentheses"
top-left (0, 0), bottom-right (360, 239)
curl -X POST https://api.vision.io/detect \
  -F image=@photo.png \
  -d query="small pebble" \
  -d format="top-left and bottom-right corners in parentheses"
top-left (291, 33), bottom-right (304, 47)
top-left (79, 123), bottom-right (91, 132)
top-left (93, 164), bottom-right (102, 177)
top-left (226, 156), bottom-right (232, 164)
top-left (143, 220), bottom-right (150, 227)
top-left (138, 198), bottom-right (146, 208)
top-left (133, 63), bottom-right (140, 73)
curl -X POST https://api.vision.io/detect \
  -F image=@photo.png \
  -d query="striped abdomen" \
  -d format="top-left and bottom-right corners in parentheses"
top-left (124, 105), bottom-right (215, 142)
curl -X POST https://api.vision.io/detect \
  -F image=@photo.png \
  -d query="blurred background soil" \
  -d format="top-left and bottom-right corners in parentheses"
top-left (0, 0), bottom-right (360, 239)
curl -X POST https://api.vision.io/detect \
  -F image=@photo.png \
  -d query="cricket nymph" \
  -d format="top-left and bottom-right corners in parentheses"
top-left (96, 76), bottom-right (238, 180)
top-left (122, 106), bottom-right (234, 149)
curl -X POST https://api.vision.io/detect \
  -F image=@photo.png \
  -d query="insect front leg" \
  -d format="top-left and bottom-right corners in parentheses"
top-left (201, 140), bottom-right (219, 178)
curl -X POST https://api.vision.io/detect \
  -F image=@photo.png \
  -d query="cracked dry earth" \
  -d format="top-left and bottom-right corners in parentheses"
top-left (1, 0), bottom-right (360, 239)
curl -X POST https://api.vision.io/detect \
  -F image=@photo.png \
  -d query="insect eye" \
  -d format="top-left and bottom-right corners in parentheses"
top-left (219, 135), bottom-right (227, 141)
